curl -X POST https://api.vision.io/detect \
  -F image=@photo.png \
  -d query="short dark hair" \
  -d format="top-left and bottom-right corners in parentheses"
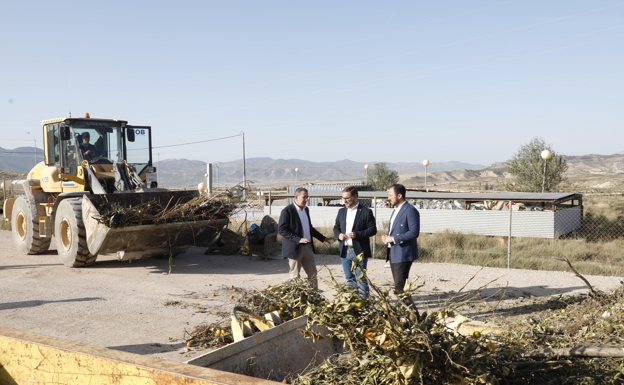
top-left (294, 187), bottom-right (308, 197)
top-left (342, 186), bottom-right (358, 196)
top-left (82, 131), bottom-right (90, 138)
top-left (389, 184), bottom-right (406, 197)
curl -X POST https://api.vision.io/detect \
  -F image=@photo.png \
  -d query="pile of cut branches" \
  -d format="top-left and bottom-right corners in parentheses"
top-left (239, 278), bottom-right (327, 321)
top-left (94, 194), bottom-right (235, 228)
top-left (186, 321), bottom-right (234, 349)
top-left (296, 271), bottom-right (503, 385)
top-left (187, 279), bottom-right (326, 349)
top-left (295, 271), bottom-right (624, 384)
top-left (187, 268), bottom-right (624, 384)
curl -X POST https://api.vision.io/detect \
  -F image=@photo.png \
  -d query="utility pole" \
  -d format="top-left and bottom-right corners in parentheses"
top-left (241, 132), bottom-right (246, 201)
top-left (26, 132), bottom-right (37, 165)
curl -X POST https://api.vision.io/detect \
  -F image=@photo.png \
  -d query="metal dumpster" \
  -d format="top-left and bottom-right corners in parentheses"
top-left (186, 316), bottom-right (342, 382)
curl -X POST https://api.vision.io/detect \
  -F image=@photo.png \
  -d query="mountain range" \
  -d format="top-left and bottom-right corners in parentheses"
top-left (2, 146), bottom-right (624, 190)
top-left (156, 157), bottom-right (486, 188)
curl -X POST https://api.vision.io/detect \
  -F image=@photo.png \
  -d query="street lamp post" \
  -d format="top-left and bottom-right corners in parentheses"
top-left (541, 149), bottom-right (552, 193)
top-left (295, 167), bottom-right (299, 185)
top-left (26, 132), bottom-right (37, 165)
top-left (364, 164), bottom-right (369, 185)
top-left (423, 159), bottom-right (430, 192)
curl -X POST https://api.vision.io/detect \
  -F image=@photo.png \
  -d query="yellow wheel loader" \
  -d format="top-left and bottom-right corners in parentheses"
top-left (3, 115), bottom-right (228, 267)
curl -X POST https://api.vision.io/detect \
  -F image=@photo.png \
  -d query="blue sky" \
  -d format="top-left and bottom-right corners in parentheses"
top-left (1, 1), bottom-right (623, 166)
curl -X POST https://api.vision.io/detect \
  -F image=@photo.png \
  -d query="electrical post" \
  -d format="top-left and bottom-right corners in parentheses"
top-left (423, 159), bottom-right (430, 192)
top-left (26, 132), bottom-right (37, 165)
top-left (241, 132), bottom-right (246, 201)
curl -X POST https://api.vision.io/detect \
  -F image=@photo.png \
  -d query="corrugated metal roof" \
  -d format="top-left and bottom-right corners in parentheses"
top-left (272, 190), bottom-right (580, 203)
top-left (360, 191), bottom-right (579, 202)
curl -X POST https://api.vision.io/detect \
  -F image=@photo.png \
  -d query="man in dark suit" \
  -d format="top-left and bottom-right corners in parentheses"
top-left (333, 186), bottom-right (377, 298)
top-left (278, 187), bottom-right (335, 290)
top-left (381, 184), bottom-right (420, 293)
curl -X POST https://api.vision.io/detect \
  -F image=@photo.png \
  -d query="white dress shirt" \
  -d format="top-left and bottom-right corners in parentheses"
top-left (344, 203), bottom-right (359, 247)
top-left (388, 200), bottom-right (405, 246)
top-left (294, 204), bottom-right (311, 240)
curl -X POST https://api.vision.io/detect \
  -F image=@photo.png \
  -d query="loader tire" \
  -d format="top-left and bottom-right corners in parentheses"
top-left (11, 196), bottom-right (51, 254)
top-left (55, 198), bottom-right (97, 267)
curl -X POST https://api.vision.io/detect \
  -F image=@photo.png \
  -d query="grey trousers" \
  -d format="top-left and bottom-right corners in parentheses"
top-left (288, 243), bottom-right (318, 290)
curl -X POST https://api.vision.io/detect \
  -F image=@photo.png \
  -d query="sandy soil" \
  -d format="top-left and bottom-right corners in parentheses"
top-left (0, 230), bottom-right (621, 363)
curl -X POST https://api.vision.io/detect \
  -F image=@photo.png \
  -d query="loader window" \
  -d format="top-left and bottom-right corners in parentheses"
top-left (45, 124), bottom-right (60, 165)
top-left (69, 121), bottom-right (124, 165)
top-left (125, 126), bottom-right (151, 174)
top-left (92, 128), bottom-right (120, 164)
top-left (60, 132), bottom-right (79, 172)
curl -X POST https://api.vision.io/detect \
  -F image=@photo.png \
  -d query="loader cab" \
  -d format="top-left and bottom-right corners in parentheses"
top-left (42, 117), bottom-right (154, 192)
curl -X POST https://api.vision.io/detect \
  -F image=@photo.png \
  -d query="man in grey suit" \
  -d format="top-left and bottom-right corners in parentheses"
top-left (381, 184), bottom-right (420, 293)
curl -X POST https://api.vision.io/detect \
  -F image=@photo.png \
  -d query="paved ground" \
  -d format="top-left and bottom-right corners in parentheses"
top-left (0, 230), bottom-right (622, 363)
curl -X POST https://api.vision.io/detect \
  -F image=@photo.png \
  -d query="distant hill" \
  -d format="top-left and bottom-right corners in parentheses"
top-left (401, 154), bottom-right (624, 192)
top-left (0, 146), bottom-right (42, 172)
top-left (157, 158), bottom-right (486, 188)
top-left (564, 154), bottom-right (624, 175)
top-left (3, 149), bottom-right (624, 190)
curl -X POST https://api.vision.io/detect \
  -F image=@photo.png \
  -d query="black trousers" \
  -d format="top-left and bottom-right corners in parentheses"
top-left (390, 261), bottom-right (412, 292)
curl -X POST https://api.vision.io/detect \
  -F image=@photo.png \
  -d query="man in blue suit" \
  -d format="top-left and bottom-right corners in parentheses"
top-left (333, 186), bottom-right (377, 298)
top-left (381, 184), bottom-right (420, 293)
top-left (278, 188), bottom-right (335, 290)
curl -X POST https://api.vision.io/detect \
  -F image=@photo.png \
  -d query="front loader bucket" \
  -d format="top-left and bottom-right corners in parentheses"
top-left (81, 191), bottom-right (229, 257)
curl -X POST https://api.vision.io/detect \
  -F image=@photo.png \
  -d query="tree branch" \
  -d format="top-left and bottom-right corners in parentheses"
top-left (553, 257), bottom-right (596, 296)
top-left (520, 346), bottom-right (624, 358)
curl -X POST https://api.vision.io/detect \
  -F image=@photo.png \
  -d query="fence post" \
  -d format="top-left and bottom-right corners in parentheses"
top-left (268, 191), bottom-right (271, 215)
top-left (507, 200), bottom-right (512, 269)
top-left (372, 196), bottom-right (377, 258)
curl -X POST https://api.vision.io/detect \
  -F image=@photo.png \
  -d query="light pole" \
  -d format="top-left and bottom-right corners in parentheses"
top-left (423, 159), bottom-right (430, 192)
top-left (26, 132), bottom-right (37, 165)
top-left (215, 162), bottom-right (220, 187)
top-left (295, 167), bottom-right (299, 185)
top-left (364, 164), bottom-right (369, 185)
top-left (541, 149), bottom-right (552, 193)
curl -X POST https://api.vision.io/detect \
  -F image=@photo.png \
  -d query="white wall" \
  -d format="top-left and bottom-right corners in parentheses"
top-left (265, 205), bottom-right (582, 239)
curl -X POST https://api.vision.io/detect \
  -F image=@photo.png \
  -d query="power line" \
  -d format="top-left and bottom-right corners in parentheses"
top-left (152, 133), bottom-right (241, 149)
top-left (0, 150), bottom-right (41, 155)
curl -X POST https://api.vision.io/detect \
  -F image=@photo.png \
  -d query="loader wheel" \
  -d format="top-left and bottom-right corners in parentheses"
top-left (11, 196), bottom-right (51, 254)
top-left (54, 198), bottom-right (97, 267)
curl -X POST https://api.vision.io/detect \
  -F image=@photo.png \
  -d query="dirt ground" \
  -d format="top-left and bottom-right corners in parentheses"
top-left (0, 229), bottom-right (622, 364)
